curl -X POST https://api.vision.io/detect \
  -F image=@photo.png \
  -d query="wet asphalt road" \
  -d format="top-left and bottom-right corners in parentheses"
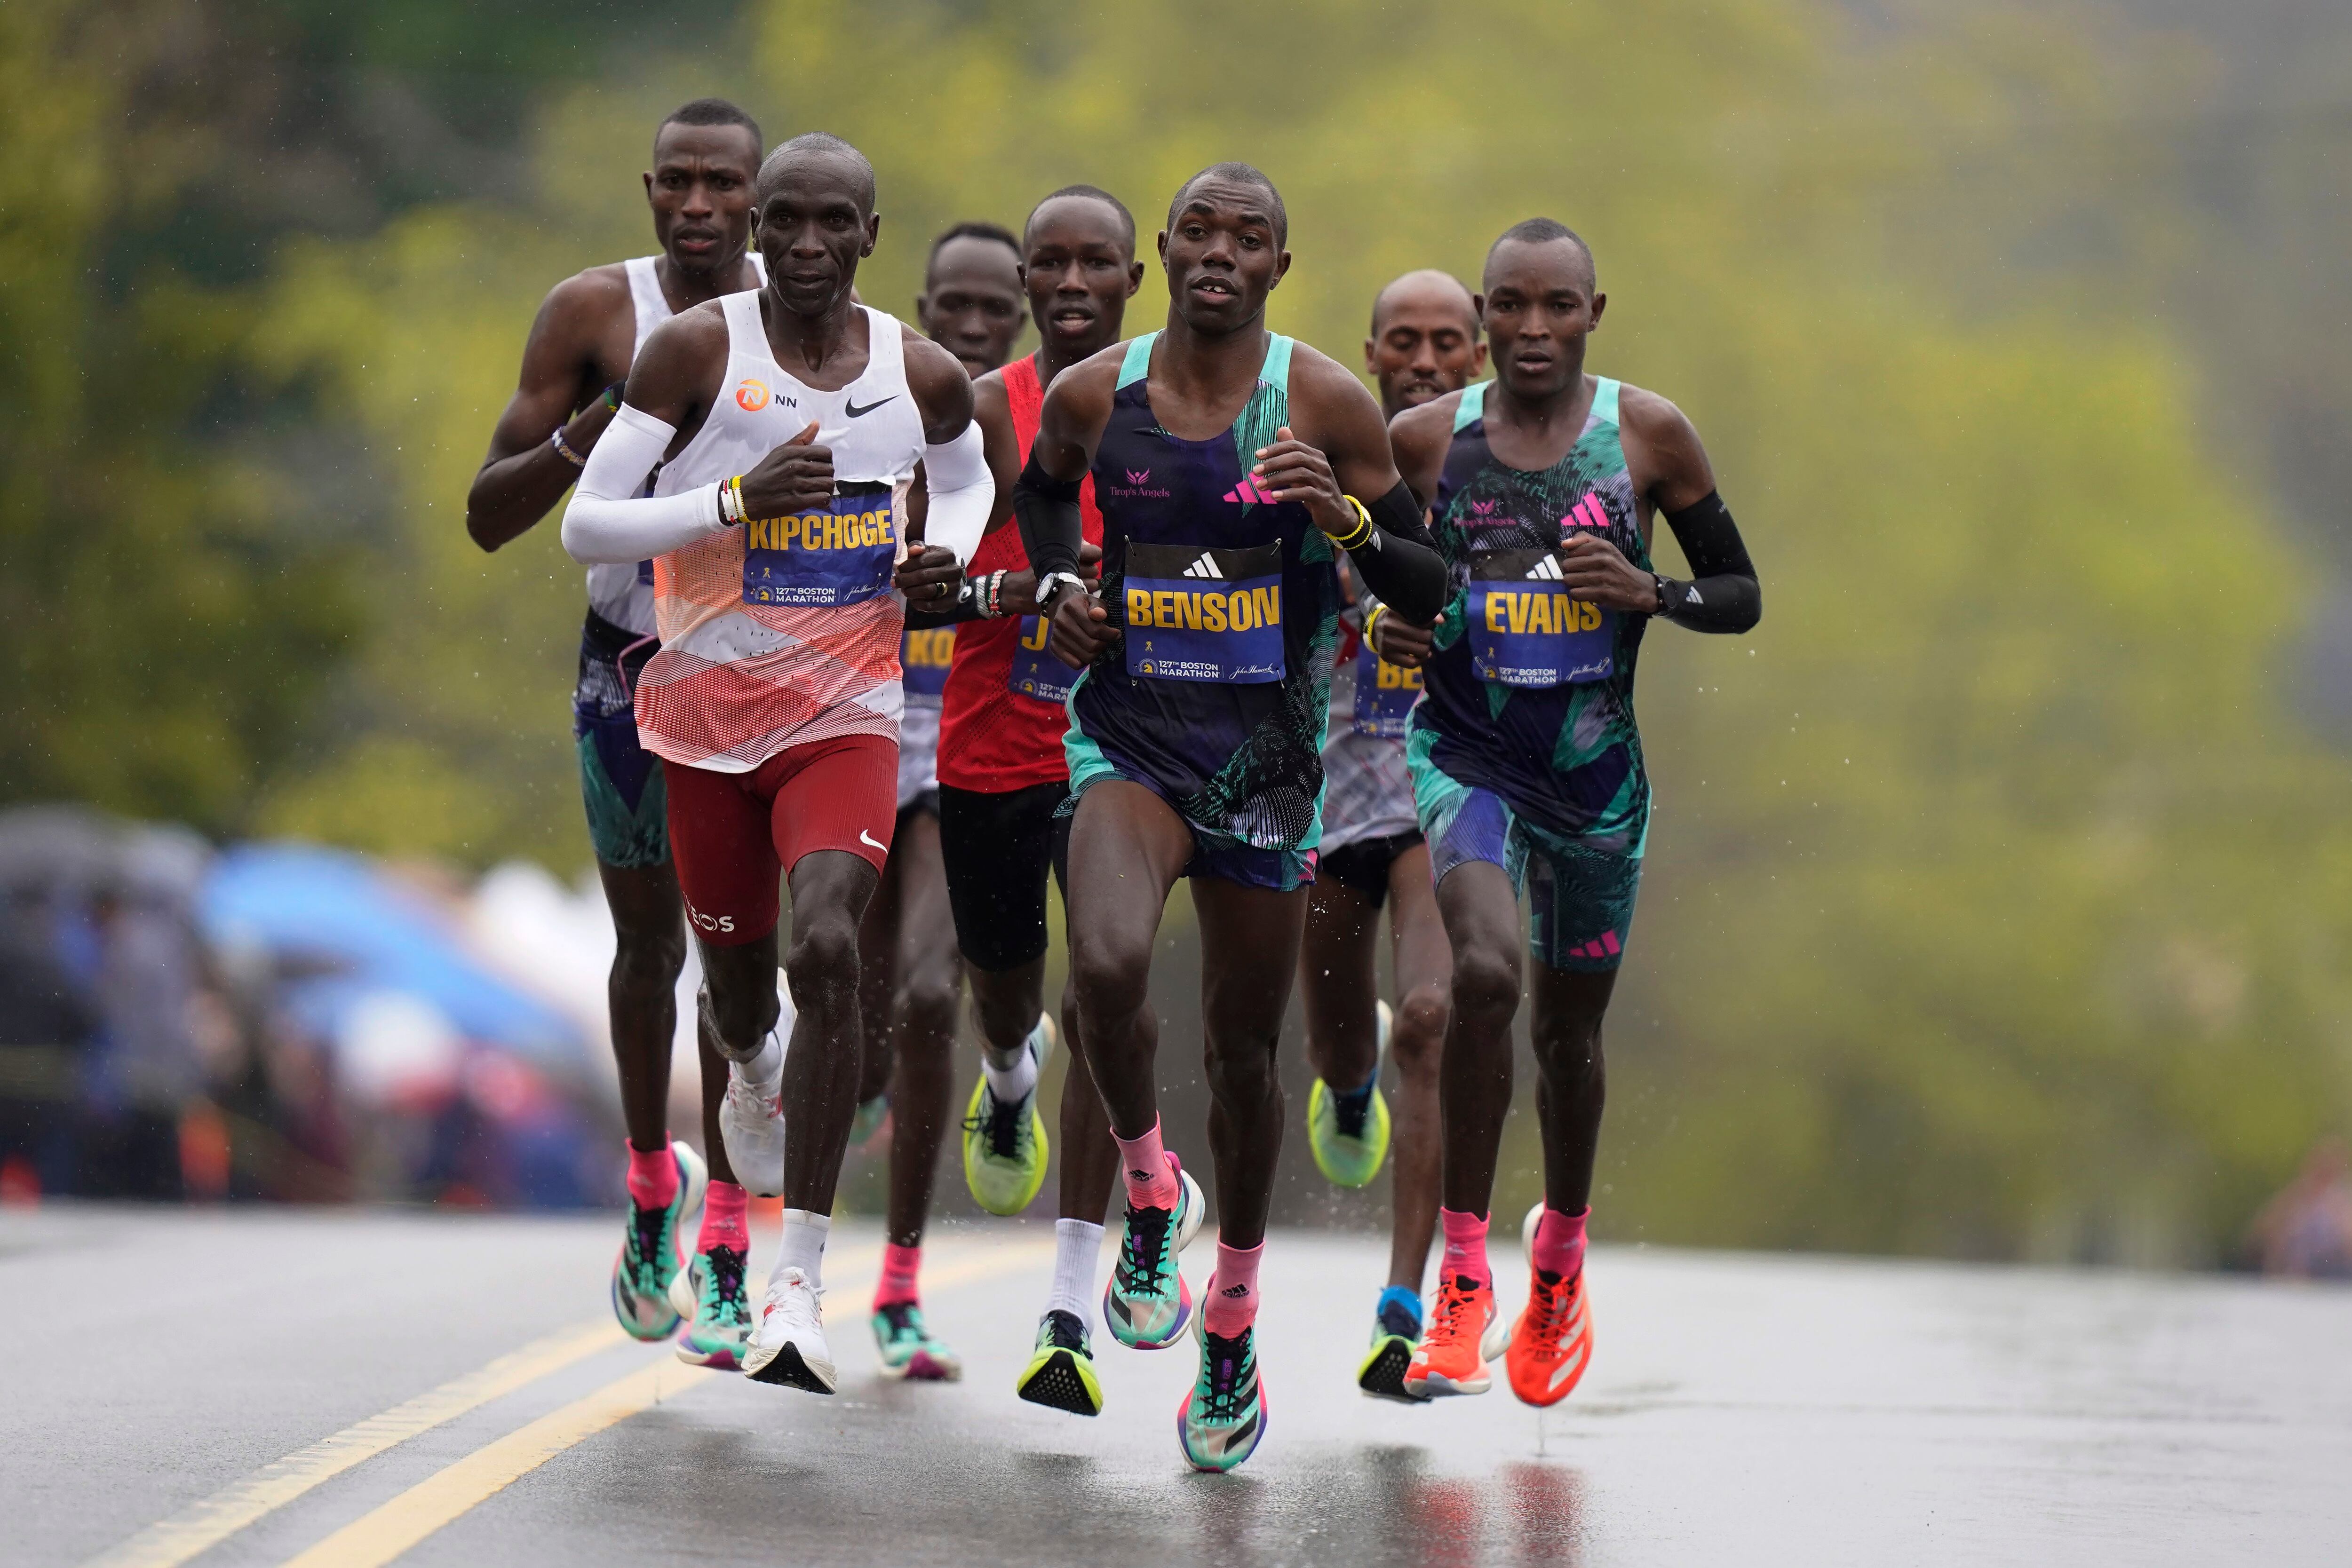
top-left (6, 1205), bottom-right (2348, 1567)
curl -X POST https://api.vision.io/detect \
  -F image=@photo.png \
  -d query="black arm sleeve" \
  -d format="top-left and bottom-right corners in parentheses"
top-left (1653, 490), bottom-right (1760, 634)
top-left (1013, 450), bottom-right (1084, 585)
top-left (1342, 481), bottom-right (1448, 625)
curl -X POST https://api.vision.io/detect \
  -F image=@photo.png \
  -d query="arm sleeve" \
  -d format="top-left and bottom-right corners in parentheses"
top-left (1342, 481), bottom-right (1449, 625)
top-left (919, 422), bottom-right (993, 565)
top-left (559, 404), bottom-right (727, 564)
top-left (1013, 450), bottom-right (1084, 584)
top-left (1653, 490), bottom-right (1760, 633)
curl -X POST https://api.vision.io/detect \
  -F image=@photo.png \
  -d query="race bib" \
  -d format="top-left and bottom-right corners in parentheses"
top-left (1351, 641), bottom-right (1422, 737)
top-left (741, 482), bottom-right (897, 609)
top-left (900, 626), bottom-right (954, 697)
top-left (1122, 541), bottom-right (1286, 685)
top-left (1008, 614), bottom-right (1076, 705)
top-left (1470, 550), bottom-right (1614, 688)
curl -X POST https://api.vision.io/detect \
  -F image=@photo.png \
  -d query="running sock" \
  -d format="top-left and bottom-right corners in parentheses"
top-left (1531, 1204), bottom-right (1591, 1280)
top-left (1202, 1240), bottom-right (1264, 1338)
top-left (1113, 1121), bottom-right (1180, 1212)
top-left (625, 1139), bottom-right (678, 1211)
top-left (698, 1180), bottom-right (749, 1252)
top-left (742, 1029), bottom-right (784, 1092)
top-left (1048, 1218), bottom-right (1105, 1323)
top-left (874, 1242), bottom-right (922, 1309)
top-left (982, 1033), bottom-right (1040, 1106)
top-left (774, 1207), bottom-right (830, 1290)
top-left (1439, 1208), bottom-right (1492, 1291)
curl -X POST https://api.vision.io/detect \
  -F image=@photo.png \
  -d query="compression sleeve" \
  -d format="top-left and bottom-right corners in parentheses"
top-left (1653, 490), bottom-right (1760, 633)
top-left (1340, 481), bottom-right (1448, 625)
top-left (919, 421), bottom-right (992, 565)
top-left (1013, 450), bottom-right (1084, 584)
top-left (560, 404), bottom-right (727, 564)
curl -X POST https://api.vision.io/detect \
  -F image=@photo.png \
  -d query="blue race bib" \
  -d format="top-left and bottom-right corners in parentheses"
top-left (1009, 614), bottom-right (1076, 705)
top-left (1351, 640), bottom-right (1422, 737)
top-left (1122, 541), bottom-right (1286, 685)
top-left (900, 626), bottom-right (953, 697)
top-left (1470, 550), bottom-right (1614, 688)
top-left (741, 482), bottom-right (896, 609)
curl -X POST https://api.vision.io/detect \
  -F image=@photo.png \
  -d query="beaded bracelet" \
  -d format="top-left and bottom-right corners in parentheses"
top-left (550, 427), bottom-right (586, 467)
top-left (602, 383), bottom-right (625, 412)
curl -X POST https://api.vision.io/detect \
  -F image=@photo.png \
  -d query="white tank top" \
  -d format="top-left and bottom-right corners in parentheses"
top-left (585, 253), bottom-right (766, 634)
top-left (633, 298), bottom-right (930, 772)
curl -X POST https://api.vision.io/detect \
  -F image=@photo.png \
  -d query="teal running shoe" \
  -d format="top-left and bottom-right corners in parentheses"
top-left (668, 1242), bottom-right (749, 1370)
top-left (611, 1141), bottom-right (706, 1341)
top-left (1103, 1154), bottom-right (1206, 1350)
top-left (961, 1013), bottom-right (1056, 1216)
top-left (1308, 999), bottom-right (1392, 1188)
top-left (1017, 1309), bottom-right (1104, 1416)
top-left (871, 1302), bottom-right (963, 1381)
top-left (1178, 1315), bottom-right (1268, 1472)
top-left (1357, 1284), bottom-right (1429, 1403)
top-left (848, 1092), bottom-right (890, 1148)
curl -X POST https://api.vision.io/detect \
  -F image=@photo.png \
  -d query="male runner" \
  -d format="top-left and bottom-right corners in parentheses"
top-left (464, 99), bottom-right (765, 1370)
top-left (560, 132), bottom-right (993, 1396)
top-left (1386, 220), bottom-right (1760, 1406)
top-left (1016, 165), bottom-right (1447, 1470)
top-left (1298, 270), bottom-right (1486, 1401)
top-left (933, 186), bottom-right (1141, 1416)
top-left (850, 219), bottom-right (1030, 1381)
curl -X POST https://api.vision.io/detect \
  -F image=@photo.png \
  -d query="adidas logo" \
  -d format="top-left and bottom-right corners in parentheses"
top-left (1221, 1283), bottom-right (1250, 1298)
top-left (1565, 930), bottom-right (1622, 961)
top-left (1181, 553), bottom-right (1224, 579)
top-left (1223, 475), bottom-right (1277, 505)
top-left (1685, 586), bottom-right (1702, 603)
top-left (1524, 555), bottom-right (1565, 581)
top-left (1561, 494), bottom-right (1610, 532)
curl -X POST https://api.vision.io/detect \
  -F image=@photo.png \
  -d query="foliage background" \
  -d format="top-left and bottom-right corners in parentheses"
top-left (7, 0), bottom-right (2351, 1262)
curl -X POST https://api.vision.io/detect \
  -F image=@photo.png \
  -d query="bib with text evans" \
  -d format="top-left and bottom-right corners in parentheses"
top-left (1009, 614), bottom-right (1077, 705)
top-left (1470, 549), bottom-right (1615, 688)
top-left (1123, 540), bottom-right (1286, 685)
top-left (1352, 641), bottom-right (1422, 737)
top-left (741, 482), bottom-right (897, 609)
top-left (901, 626), bottom-right (954, 697)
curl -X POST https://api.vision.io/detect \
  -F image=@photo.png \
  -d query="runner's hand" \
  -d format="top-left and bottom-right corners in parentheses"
top-left (1251, 426), bottom-right (1352, 540)
top-left (999, 542), bottom-right (1103, 617)
top-left (1047, 585), bottom-right (1118, 668)
top-left (1369, 609), bottom-right (1439, 669)
top-left (740, 422), bottom-right (833, 518)
top-left (1561, 533), bottom-right (1657, 610)
top-left (895, 544), bottom-right (964, 608)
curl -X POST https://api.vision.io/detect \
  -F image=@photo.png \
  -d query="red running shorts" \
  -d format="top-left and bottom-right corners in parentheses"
top-left (662, 733), bottom-right (898, 945)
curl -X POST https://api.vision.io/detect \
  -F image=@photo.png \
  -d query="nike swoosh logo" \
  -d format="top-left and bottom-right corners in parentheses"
top-left (859, 829), bottom-right (886, 851)
top-left (844, 395), bottom-right (897, 418)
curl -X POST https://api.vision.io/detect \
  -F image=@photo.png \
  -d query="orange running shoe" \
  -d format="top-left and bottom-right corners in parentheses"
top-left (1505, 1264), bottom-right (1593, 1407)
top-left (1403, 1273), bottom-right (1499, 1397)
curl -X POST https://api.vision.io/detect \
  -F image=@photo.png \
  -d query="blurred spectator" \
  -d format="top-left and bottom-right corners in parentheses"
top-left (2247, 1139), bottom-right (2352, 1280)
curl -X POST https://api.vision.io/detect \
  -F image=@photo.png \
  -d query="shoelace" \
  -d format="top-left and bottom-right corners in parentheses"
top-left (1523, 1271), bottom-right (1574, 1343)
top-left (1425, 1278), bottom-right (1483, 1346)
top-left (959, 1089), bottom-right (1030, 1161)
top-left (703, 1245), bottom-right (748, 1325)
top-left (627, 1199), bottom-right (670, 1284)
top-left (876, 1302), bottom-right (923, 1341)
top-left (1043, 1308), bottom-right (1088, 1353)
top-left (1115, 1202), bottom-right (1176, 1291)
top-left (1196, 1330), bottom-right (1255, 1422)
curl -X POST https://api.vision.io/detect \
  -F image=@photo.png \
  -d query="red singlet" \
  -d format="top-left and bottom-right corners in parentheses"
top-left (936, 352), bottom-right (1106, 792)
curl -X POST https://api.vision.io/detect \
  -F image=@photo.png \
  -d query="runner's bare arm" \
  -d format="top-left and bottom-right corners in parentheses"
top-left (1016, 350), bottom-right (1122, 666)
top-left (466, 269), bottom-right (626, 553)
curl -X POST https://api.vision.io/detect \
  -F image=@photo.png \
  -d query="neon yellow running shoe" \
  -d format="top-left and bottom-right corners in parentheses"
top-left (1308, 1000), bottom-right (1392, 1188)
top-left (1017, 1308), bottom-right (1104, 1416)
top-left (961, 1013), bottom-right (1055, 1215)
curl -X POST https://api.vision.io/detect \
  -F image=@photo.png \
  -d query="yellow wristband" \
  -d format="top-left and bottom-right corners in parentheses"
top-left (1364, 603), bottom-right (1387, 641)
top-left (1328, 494), bottom-right (1375, 552)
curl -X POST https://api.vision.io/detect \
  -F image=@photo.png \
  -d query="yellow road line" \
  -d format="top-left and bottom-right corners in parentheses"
top-left (79, 1320), bottom-right (625, 1568)
top-left (275, 1239), bottom-right (1052, 1568)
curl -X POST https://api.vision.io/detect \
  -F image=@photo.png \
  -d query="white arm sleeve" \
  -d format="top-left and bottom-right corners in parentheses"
top-left (560, 404), bottom-right (728, 565)
top-left (917, 421), bottom-right (993, 565)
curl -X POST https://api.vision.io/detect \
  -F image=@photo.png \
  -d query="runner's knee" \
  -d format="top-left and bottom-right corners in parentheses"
top-left (609, 921), bottom-right (685, 996)
top-left (1070, 932), bottom-right (1150, 1026)
top-left (1450, 942), bottom-right (1522, 1026)
top-left (784, 911), bottom-right (861, 1006)
top-left (1391, 982), bottom-right (1450, 1067)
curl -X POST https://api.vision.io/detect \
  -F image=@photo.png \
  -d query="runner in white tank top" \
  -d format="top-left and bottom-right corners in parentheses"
top-left (561, 132), bottom-right (993, 1398)
top-left (462, 102), bottom-right (769, 1373)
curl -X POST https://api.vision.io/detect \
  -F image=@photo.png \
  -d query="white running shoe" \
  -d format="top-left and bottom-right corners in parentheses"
top-left (743, 1267), bottom-right (835, 1394)
top-left (720, 1034), bottom-right (787, 1198)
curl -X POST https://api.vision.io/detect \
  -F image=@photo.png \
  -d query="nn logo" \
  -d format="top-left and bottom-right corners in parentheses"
top-left (1222, 475), bottom-right (1277, 505)
top-left (734, 379), bottom-right (771, 412)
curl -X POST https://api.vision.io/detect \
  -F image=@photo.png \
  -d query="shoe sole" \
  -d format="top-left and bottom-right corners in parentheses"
top-left (1403, 1369), bottom-right (1492, 1397)
top-left (877, 1349), bottom-right (963, 1383)
top-left (1356, 1335), bottom-right (1428, 1403)
top-left (1017, 1349), bottom-right (1103, 1417)
top-left (1307, 1079), bottom-right (1391, 1190)
top-left (675, 1342), bottom-right (742, 1371)
top-left (745, 1342), bottom-right (836, 1394)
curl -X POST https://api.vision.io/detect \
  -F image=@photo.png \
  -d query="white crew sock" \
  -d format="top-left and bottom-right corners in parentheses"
top-left (1047, 1218), bottom-right (1105, 1323)
top-left (740, 1028), bottom-right (784, 1093)
top-left (982, 1022), bottom-right (1041, 1105)
top-left (773, 1207), bottom-right (830, 1290)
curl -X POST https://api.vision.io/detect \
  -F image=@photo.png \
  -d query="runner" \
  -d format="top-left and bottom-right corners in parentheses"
top-left (850, 219), bottom-right (1029, 1382)
top-left (464, 99), bottom-right (767, 1370)
top-left (1014, 164), bottom-right (1447, 1469)
top-left (1298, 269), bottom-right (1486, 1402)
top-left (560, 132), bottom-right (994, 1396)
top-left (1384, 219), bottom-right (1760, 1405)
top-left (932, 186), bottom-right (1142, 1416)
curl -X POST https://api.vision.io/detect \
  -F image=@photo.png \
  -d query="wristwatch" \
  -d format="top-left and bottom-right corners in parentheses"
top-left (1037, 571), bottom-right (1088, 618)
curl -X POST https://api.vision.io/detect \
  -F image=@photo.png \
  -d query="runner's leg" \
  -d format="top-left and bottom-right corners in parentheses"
top-left (853, 855), bottom-right (901, 1120)
top-left (1299, 877), bottom-right (1380, 1112)
top-left (882, 811), bottom-right (959, 1251)
top-left (1191, 875), bottom-right (1310, 1251)
top-left (1383, 840), bottom-right (1448, 1294)
top-left (1065, 781), bottom-right (1192, 1141)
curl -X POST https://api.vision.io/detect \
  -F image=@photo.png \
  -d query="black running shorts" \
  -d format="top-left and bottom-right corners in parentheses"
top-left (938, 780), bottom-right (1070, 973)
top-left (1316, 829), bottom-right (1425, 911)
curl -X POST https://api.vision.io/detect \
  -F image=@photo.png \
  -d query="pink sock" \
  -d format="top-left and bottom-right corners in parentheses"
top-left (697, 1181), bottom-right (748, 1252)
top-left (874, 1242), bottom-right (922, 1308)
top-left (1113, 1121), bottom-right (1180, 1211)
top-left (625, 1140), bottom-right (677, 1211)
top-left (1531, 1205), bottom-right (1590, 1280)
top-left (1203, 1239), bottom-right (1264, 1337)
top-left (1439, 1207), bottom-right (1491, 1291)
